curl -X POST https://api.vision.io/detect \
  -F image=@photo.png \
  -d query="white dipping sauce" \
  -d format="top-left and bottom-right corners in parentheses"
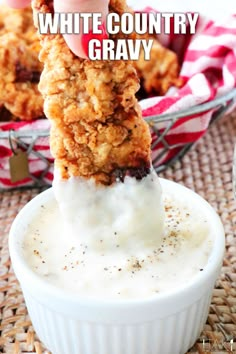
top-left (23, 172), bottom-right (212, 299)
top-left (52, 169), bottom-right (165, 252)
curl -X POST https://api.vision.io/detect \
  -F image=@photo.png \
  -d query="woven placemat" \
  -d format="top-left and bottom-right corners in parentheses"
top-left (0, 113), bottom-right (236, 354)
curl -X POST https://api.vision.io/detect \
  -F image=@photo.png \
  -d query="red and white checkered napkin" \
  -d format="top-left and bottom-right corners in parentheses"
top-left (1, 9), bottom-right (236, 188)
top-left (141, 8), bottom-right (236, 168)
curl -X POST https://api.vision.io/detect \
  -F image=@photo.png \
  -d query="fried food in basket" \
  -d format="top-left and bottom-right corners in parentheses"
top-left (32, 0), bottom-right (152, 185)
top-left (134, 34), bottom-right (182, 96)
top-left (0, 6), bottom-right (44, 121)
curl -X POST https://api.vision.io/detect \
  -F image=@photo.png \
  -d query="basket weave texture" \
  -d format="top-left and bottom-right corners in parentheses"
top-left (0, 112), bottom-right (236, 354)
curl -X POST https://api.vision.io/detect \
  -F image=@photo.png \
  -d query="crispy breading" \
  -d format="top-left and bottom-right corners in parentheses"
top-left (0, 6), bottom-right (43, 120)
top-left (32, 0), bottom-right (152, 185)
top-left (0, 5), bottom-right (35, 38)
top-left (134, 34), bottom-right (182, 95)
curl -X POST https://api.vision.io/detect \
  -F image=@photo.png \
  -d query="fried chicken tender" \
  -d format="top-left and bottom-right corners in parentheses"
top-left (134, 34), bottom-right (182, 95)
top-left (0, 6), bottom-right (44, 120)
top-left (32, 0), bottom-right (152, 185)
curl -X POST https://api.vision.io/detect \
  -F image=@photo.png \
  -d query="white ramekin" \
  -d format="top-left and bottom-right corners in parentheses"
top-left (9, 179), bottom-right (225, 354)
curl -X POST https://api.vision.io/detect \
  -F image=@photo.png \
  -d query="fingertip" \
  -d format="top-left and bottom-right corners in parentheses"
top-left (55, 0), bottom-right (110, 59)
top-left (63, 34), bottom-right (88, 59)
top-left (81, 22), bottom-right (109, 58)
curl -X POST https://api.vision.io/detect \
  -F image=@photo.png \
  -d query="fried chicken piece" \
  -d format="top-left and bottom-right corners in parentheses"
top-left (134, 34), bottom-right (182, 95)
top-left (0, 6), bottom-right (44, 120)
top-left (0, 5), bottom-right (35, 38)
top-left (32, 0), bottom-right (152, 185)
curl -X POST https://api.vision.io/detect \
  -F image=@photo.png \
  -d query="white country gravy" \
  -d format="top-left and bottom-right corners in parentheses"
top-left (22, 172), bottom-right (212, 299)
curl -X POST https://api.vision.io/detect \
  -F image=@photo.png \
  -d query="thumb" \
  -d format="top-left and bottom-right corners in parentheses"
top-left (54, 0), bottom-right (109, 58)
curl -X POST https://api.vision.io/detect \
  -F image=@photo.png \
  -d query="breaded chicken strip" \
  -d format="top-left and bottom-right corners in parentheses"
top-left (32, 0), bottom-right (152, 185)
